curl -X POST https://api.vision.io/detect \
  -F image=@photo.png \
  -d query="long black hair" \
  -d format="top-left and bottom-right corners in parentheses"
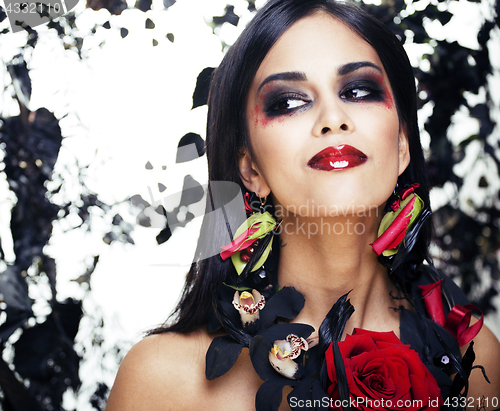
top-left (151, 0), bottom-right (431, 334)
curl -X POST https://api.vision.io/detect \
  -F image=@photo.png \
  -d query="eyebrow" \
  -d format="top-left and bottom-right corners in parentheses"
top-left (257, 61), bottom-right (383, 92)
top-left (337, 61), bottom-right (383, 76)
top-left (258, 71), bottom-right (307, 92)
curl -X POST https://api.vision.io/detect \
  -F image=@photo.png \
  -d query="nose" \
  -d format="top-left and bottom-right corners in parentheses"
top-left (312, 97), bottom-right (353, 137)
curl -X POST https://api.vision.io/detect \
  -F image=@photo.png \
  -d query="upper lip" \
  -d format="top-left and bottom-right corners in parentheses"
top-left (307, 144), bottom-right (367, 166)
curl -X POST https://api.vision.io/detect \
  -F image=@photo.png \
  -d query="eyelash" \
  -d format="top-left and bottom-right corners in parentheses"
top-left (263, 79), bottom-right (386, 117)
top-left (340, 80), bottom-right (384, 102)
top-left (264, 92), bottom-right (311, 117)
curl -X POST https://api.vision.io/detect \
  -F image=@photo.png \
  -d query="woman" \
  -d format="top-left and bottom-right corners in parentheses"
top-left (106, 0), bottom-right (500, 410)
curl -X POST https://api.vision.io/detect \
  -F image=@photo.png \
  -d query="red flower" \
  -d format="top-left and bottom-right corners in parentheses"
top-left (371, 193), bottom-right (424, 257)
top-left (326, 329), bottom-right (441, 411)
top-left (419, 280), bottom-right (483, 347)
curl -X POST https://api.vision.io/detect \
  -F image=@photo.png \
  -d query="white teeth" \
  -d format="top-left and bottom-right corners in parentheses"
top-left (331, 160), bottom-right (349, 169)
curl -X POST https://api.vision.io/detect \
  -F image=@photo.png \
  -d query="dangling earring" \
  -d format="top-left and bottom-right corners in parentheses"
top-left (371, 183), bottom-right (424, 257)
top-left (258, 193), bottom-right (267, 213)
top-left (220, 190), bottom-right (277, 276)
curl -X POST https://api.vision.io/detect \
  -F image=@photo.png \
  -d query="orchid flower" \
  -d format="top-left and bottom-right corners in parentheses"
top-left (232, 290), bottom-right (265, 329)
top-left (268, 334), bottom-right (308, 379)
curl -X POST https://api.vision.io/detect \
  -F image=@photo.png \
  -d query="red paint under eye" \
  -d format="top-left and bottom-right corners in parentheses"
top-left (374, 73), bottom-right (394, 110)
top-left (252, 102), bottom-right (272, 128)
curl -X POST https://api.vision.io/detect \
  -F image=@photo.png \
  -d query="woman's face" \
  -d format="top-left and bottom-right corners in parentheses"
top-left (241, 12), bottom-right (410, 218)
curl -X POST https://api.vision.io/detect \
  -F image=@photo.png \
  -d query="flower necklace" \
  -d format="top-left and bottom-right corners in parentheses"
top-left (205, 188), bottom-right (484, 411)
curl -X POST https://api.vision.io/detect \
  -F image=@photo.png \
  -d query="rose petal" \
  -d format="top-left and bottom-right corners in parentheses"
top-left (419, 279), bottom-right (446, 326)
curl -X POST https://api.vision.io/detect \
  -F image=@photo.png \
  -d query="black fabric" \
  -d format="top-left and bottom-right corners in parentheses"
top-left (400, 265), bottom-right (471, 407)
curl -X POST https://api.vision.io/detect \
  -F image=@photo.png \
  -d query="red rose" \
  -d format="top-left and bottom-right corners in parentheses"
top-left (326, 329), bottom-right (441, 411)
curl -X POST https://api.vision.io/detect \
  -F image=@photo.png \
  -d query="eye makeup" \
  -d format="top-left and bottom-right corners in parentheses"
top-left (251, 64), bottom-right (395, 127)
top-left (338, 68), bottom-right (394, 110)
top-left (251, 82), bottom-right (311, 127)
top-left (261, 88), bottom-right (311, 118)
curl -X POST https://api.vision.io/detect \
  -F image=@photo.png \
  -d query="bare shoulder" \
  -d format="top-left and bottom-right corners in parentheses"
top-left (466, 323), bottom-right (500, 409)
top-left (105, 330), bottom-right (211, 411)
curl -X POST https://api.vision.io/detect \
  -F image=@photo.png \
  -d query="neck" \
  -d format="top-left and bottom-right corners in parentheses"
top-left (277, 212), bottom-right (403, 338)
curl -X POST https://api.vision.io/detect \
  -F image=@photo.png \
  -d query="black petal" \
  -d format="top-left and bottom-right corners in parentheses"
top-left (260, 287), bottom-right (305, 328)
top-left (255, 380), bottom-right (289, 411)
top-left (311, 379), bottom-right (331, 410)
top-left (205, 336), bottom-right (243, 380)
top-left (249, 335), bottom-right (277, 381)
top-left (258, 323), bottom-right (314, 345)
top-left (288, 379), bottom-right (313, 411)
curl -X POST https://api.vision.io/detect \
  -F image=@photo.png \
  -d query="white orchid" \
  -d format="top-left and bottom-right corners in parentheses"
top-left (268, 334), bottom-right (308, 379)
top-left (232, 289), bottom-right (265, 329)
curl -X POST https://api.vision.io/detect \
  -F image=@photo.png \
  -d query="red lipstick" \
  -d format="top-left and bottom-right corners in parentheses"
top-left (307, 145), bottom-right (367, 171)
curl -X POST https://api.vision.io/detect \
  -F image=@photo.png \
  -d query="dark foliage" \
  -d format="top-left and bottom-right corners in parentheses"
top-left (176, 132), bottom-right (206, 162)
top-left (192, 67), bottom-right (215, 109)
top-left (0, 0), bottom-right (498, 409)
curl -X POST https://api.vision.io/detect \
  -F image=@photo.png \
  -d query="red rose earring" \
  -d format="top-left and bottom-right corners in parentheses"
top-left (220, 191), bottom-right (278, 276)
top-left (371, 183), bottom-right (424, 257)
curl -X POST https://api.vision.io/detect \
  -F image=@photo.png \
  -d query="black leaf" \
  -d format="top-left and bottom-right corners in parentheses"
top-left (212, 5), bottom-right (239, 27)
top-left (129, 194), bottom-right (151, 208)
top-left (192, 67), bottom-right (215, 109)
top-left (0, 266), bottom-right (33, 343)
top-left (135, 0), bottom-right (151, 12)
top-left (176, 132), bottom-right (205, 162)
top-left (179, 175), bottom-right (205, 207)
top-left (7, 55), bottom-right (31, 107)
top-left (156, 225), bottom-right (172, 244)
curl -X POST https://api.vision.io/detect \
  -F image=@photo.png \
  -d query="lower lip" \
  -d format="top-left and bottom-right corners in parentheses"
top-left (308, 155), bottom-right (367, 171)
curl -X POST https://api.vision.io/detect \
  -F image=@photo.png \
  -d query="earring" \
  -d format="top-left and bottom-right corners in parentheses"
top-left (371, 183), bottom-right (423, 257)
top-left (220, 191), bottom-right (277, 275)
top-left (259, 194), bottom-right (268, 212)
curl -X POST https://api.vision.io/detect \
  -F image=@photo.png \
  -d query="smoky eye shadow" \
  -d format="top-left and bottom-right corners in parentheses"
top-left (340, 74), bottom-right (387, 102)
top-left (259, 86), bottom-right (309, 117)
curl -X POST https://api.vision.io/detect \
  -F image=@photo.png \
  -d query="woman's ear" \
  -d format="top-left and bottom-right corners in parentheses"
top-left (238, 150), bottom-right (271, 197)
top-left (398, 124), bottom-right (411, 176)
